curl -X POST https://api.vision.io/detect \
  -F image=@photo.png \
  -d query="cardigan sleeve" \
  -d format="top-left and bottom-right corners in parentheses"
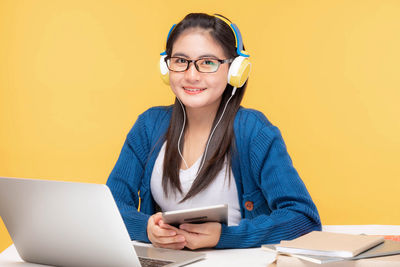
top-left (106, 113), bottom-right (152, 243)
top-left (216, 125), bottom-right (321, 248)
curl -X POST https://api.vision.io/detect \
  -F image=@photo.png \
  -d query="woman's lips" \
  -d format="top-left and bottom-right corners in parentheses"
top-left (183, 87), bottom-right (206, 95)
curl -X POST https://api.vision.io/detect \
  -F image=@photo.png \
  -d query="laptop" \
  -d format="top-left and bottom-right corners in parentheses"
top-left (0, 177), bottom-right (205, 267)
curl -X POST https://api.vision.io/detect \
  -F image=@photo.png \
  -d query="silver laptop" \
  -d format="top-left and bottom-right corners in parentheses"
top-left (0, 177), bottom-right (205, 267)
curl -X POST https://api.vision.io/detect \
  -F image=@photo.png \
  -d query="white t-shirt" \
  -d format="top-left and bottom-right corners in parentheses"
top-left (150, 142), bottom-right (241, 226)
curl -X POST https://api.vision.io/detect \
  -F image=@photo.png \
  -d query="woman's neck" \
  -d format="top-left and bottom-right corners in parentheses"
top-left (178, 105), bottom-right (219, 169)
top-left (185, 105), bottom-right (218, 132)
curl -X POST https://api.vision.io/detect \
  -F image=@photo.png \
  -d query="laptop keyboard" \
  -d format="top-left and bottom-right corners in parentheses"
top-left (138, 257), bottom-right (174, 267)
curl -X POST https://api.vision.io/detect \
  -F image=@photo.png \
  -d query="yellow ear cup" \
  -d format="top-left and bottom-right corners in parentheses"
top-left (160, 71), bottom-right (170, 85)
top-left (159, 55), bottom-right (170, 85)
top-left (228, 56), bottom-right (251, 88)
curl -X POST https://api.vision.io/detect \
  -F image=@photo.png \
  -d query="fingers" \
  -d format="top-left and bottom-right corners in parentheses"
top-left (153, 234), bottom-right (186, 246)
top-left (179, 222), bottom-right (219, 234)
top-left (159, 221), bottom-right (180, 231)
top-left (179, 223), bottom-right (206, 233)
top-left (148, 215), bottom-right (223, 250)
top-left (147, 213), bottom-right (186, 250)
top-left (176, 231), bottom-right (198, 250)
top-left (152, 225), bottom-right (177, 237)
top-left (151, 230), bottom-right (187, 250)
top-left (177, 223), bottom-right (222, 250)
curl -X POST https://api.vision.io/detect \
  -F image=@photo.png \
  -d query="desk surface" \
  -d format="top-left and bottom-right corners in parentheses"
top-left (1, 225), bottom-right (399, 267)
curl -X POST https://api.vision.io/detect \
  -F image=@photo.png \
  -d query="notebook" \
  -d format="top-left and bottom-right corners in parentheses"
top-left (264, 239), bottom-right (400, 264)
top-left (0, 177), bottom-right (205, 267)
top-left (275, 231), bottom-right (384, 258)
top-left (275, 253), bottom-right (400, 267)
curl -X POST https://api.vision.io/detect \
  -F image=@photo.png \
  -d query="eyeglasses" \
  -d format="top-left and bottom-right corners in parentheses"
top-left (165, 56), bottom-right (234, 73)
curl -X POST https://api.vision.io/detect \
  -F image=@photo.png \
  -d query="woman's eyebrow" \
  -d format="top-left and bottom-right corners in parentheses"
top-left (171, 52), bottom-right (189, 58)
top-left (198, 54), bottom-right (218, 58)
top-left (171, 52), bottom-right (219, 58)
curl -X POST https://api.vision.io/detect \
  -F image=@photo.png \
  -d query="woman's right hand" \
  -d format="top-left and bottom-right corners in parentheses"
top-left (147, 212), bottom-right (186, 250)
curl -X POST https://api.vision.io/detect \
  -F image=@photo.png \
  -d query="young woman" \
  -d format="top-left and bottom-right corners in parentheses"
top-left (106, 13), bottom-right (321, 250)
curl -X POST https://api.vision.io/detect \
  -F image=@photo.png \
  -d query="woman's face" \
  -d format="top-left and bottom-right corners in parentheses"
top-left (169, 28), bottom-right (229, 114)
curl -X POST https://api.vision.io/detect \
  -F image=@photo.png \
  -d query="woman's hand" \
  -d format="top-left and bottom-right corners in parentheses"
top-left (177, 222), bottom-right (222, 250)
top-left (147, 212), bottom-right (186, 250)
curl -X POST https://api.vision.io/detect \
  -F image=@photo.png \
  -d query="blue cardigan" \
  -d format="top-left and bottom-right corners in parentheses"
top-left (106, 106), bottom-right (321, 248)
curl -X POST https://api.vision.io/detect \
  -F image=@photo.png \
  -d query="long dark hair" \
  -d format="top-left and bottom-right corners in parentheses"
top-left (162, 13), bottom-right (248, 202)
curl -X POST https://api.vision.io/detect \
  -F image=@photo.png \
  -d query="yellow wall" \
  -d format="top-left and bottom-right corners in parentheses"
top-left (1, 0), bottom-right (399, 253)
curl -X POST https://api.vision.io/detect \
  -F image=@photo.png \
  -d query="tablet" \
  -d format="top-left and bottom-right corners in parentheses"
top-left (162, 204), bottom-right (228, 225)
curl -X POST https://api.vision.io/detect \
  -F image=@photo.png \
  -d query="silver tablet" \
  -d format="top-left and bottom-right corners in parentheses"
top-left (162, 204), bottom-right (228, 225)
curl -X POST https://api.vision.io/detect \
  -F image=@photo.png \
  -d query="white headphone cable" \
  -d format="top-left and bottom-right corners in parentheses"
top-left (177, 86), bottom-right (237, 175)
top-left (197, 87), bottom-right (236, 175)
top-left (177, 97), bottom-right (189, 169)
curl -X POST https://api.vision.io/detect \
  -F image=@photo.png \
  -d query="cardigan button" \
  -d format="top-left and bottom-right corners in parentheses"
top-left (245, 201), bottom-right (254, 211)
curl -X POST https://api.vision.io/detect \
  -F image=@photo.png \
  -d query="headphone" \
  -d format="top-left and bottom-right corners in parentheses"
top-left (159, 14), bottom-right (251, 92)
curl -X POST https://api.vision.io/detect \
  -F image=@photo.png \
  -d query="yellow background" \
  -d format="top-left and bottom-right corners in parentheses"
top-left (1, 0), bottom-right (399, 253)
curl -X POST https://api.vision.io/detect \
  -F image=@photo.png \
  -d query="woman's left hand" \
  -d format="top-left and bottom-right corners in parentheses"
top-left (176, 222), bottom-right (222, 250)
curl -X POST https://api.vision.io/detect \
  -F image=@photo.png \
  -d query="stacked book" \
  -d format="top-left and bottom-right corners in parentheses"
top-left (263, 231), bottom-right (400, 266)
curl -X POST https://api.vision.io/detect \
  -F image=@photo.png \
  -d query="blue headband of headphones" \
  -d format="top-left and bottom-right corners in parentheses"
top-left (160, 17), bottom-right (249, 58)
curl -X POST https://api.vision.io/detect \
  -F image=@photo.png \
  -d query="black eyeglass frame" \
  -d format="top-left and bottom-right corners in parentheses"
top-left (165, 56), bottom-right (234, 73)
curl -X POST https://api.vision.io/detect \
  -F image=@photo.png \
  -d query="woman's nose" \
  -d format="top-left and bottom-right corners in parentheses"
top-left (184, 62), bottom-right (201, 82)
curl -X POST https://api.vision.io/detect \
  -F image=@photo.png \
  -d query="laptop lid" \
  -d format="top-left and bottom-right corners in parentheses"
top-left (0, 177), bottom-right (205, 267)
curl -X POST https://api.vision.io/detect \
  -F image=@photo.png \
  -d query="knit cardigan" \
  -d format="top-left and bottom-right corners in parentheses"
top-left (106, 106), bottom-right (321, 248)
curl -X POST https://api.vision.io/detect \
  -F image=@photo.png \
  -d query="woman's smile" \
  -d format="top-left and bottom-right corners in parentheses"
top-left (183, 86), bottom-right (207, 95)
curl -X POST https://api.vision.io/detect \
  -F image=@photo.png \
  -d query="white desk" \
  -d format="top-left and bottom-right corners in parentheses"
top-left (1, 225), bottom-right (399, 267)
top-left (0, 243), bottom-right (275, 267)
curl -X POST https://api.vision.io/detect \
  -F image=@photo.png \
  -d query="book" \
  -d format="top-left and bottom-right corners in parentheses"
top-left (262, 244), bottom-right (344, 264)
top-left (275, 254), bottom-right (400, 267)
top-left (274, 231), bottom-right (384, 258)
top-left (352, 239), bottom-right (400, 260)
top-left (263, 239), bottom-right (400, 264)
